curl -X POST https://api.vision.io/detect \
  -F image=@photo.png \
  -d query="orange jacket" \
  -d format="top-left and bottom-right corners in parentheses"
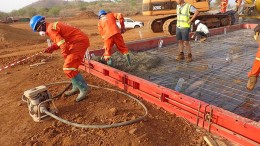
top-left (248, 47), bottom-right (260, 77)
top-left (46, 22), bottom-right (89, 57)
top-left (256, 47), bottom-right (260, 58)
top-left (98, 13), bottom-right (125, 40)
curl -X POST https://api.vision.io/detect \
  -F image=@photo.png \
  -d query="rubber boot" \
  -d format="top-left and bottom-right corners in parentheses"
top-left (176, 52), bottom-right (184, 61)
top-left (247, 76), bottom-right (257, 91)
top-left (64, 82), bottom-right (79, 97)
top-left (72, 74), bottom-right (91, 102)
top-left (125, 54), bottom-right (131, 66)
top-left (107, 57), bottom-right (113, 66)
top-left (186, 53), bottom-right (192, 63)
top-left (97, 56), bottom-right (107, 64)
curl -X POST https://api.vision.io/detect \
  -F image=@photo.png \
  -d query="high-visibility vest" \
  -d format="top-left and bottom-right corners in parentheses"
top-left (177, 3), bottom-right (191, 28)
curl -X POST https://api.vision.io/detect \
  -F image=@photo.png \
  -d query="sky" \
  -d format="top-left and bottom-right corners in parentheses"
top-left (0, 0), bottom-right (96, 13)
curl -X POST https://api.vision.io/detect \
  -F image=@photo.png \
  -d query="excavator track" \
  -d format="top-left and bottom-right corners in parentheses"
top-left (239, 0), bottom-right (260, 19)
top-left (147, 19), bottom-right (164, 33)
top-left (163, 19), bottom-right (177, 35)
top-left (147, 15), bottom-right (177, 33)
top-left (151, 13), bottom-right (233, 35)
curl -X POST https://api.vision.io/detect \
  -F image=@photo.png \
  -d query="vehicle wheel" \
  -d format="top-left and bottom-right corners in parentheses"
top-left (134, 25), bottom-right (140, 28)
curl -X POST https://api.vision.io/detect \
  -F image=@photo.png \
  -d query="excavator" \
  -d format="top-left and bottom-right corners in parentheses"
top-left (142, 0), bottom-right (260, 35)
top-left (239, 0), bottom-right (260, 19)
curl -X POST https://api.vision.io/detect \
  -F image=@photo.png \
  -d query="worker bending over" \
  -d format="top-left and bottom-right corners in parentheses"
top-left (30, 15), bottom-right (90, 102)
top-left (97, 10), bottom-right (131, 66)
top-left (192, 20), bottom-right (210, 42)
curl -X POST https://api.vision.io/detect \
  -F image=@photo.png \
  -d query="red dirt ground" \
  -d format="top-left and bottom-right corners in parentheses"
top-left (0, 15), bottom-right (234, 145)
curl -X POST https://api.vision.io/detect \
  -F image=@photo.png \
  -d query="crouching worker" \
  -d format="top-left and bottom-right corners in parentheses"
top-left (97, 10), bottom-right (131, 66)
top-left (29, 15), bottom-right (90, 102)
top-left (247, 24), bottom-right (260, 90)
top-left (192, 20), bottom-right (210, 42)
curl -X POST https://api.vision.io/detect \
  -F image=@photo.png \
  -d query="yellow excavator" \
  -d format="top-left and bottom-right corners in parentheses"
top-left (143, 0), bottom-right (260, 35)
top-left (239, 0), bottom-right (260, 19)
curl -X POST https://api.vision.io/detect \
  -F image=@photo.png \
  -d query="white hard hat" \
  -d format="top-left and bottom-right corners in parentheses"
top-left (195, 20), bottom-right (200, 25)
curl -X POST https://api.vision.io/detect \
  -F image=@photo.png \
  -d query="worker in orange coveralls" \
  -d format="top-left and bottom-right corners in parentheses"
top-left (247, 24), bottom-right (260, 90)
top-left (97, 10), bottom-right (131, 66)
top-left (29, 15), bottom-right (90, 102)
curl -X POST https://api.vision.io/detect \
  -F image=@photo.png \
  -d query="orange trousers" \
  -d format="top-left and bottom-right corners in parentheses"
top-left (103, 33), bottom-right (129, 60)
top-left (63, 40), bottom-right (89, 78)
top-left (248, 49), bottom-right (260, 77)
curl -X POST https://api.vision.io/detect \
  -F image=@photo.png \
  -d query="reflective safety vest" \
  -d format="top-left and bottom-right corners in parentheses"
top-left (177, 3), bottom-right (191, 28)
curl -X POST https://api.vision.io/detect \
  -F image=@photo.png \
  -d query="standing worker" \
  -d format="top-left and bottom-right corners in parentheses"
top-left (29, 15), bottom-right (91, 102)
top-left (191, 19), bottom-right (210, 42)
top-left (247, 24), bottom-right (260, 90)
top-left (97, 10), bottom-right (131, 66)
top-left (175, 0), bottom-right (199, 62)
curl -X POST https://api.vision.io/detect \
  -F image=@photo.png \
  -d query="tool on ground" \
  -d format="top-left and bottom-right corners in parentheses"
top-left (175, 78), bottom-right (185, 92)
top-left (158, 39), bottom-right (163, 49)
top-left (125, 54), bottom-right (131, 66)
top-left (23, 85), bottom-right (57, 122)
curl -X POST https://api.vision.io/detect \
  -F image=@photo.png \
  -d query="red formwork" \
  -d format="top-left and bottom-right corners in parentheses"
top-left (79, 24), bottom-right (260, 145)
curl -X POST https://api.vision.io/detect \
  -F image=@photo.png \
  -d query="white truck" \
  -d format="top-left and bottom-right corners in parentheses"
top-left (116, 18), bottom-right (144, 29)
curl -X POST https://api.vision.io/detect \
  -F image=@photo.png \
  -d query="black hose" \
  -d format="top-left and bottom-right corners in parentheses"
top-left (52, 83), bottom-right (72, 99)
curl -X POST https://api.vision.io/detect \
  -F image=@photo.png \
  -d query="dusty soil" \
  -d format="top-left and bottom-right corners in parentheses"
top-left (0, 15), bottom-right (234, 145)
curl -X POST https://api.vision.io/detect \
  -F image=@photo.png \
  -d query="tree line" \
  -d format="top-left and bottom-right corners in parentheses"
top-left (0, 0), bottom-right (143, 20)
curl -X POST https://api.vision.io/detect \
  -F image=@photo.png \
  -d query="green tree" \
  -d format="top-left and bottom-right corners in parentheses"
top-left (79, 3), bottom-right (87, 11)
top-left (38, 7), bottom-right (49, 15)
top-left (0, 12), bottom-right (8, 20)
top-left (10, 10), bottom-right (18, 16)
top-left (17, 9), bottom-right (26, 16)
top-left (130, 0), bottom-right (136, 8)
top-left (26, 7), bottom-right (37, 17)
top-left (49, 7), bottom-right (61, 17)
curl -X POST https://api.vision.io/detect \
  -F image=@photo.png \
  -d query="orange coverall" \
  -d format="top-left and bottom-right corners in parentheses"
top-left (248, 48), bottom-right (260, 77)
top-left (98, 13), bottom-right (129, 60)
top-left (46, 22), bottom-right (89, 78)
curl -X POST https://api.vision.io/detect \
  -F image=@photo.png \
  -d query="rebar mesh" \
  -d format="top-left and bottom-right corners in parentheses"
top-left (117, 29), bottom-right (260, 121)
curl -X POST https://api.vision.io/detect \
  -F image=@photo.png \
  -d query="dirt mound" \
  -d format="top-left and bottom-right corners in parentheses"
top-left (76, 11), bottom-right (97, 19)
top-left (0, 24), bottom-right (45, 49)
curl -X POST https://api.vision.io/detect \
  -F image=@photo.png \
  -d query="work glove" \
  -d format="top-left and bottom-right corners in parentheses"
top-left (44, 44), bottom-right (59, 54)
